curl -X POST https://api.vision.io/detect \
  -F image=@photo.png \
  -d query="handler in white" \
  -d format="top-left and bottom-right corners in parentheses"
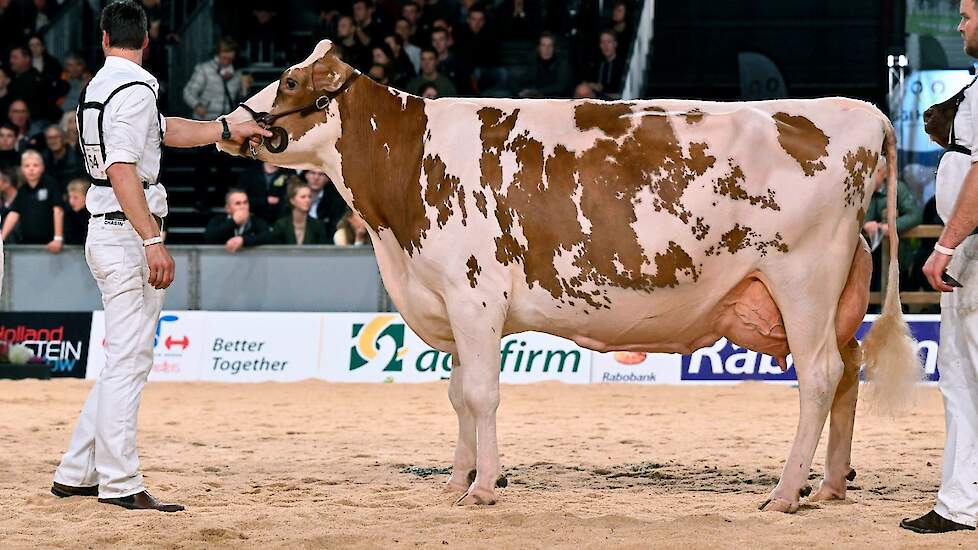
top-left (911, 0), bottom-right (978, 535)
top-left (50, 0), bottom-right (269, 512)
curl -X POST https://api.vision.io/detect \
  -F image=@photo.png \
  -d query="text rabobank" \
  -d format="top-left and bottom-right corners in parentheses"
top-left (681, 318), bottom-right (940, 382)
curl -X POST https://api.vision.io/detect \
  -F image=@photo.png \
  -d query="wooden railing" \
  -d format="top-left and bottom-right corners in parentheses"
top-left (872, 224), bottom-right (942, 306)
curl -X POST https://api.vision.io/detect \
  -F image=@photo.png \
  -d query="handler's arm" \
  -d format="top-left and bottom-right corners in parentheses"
top-left (163, 117), bottom-right (271, 148)
top-left (938, 162), bottom-right (978, 249)
top-left (107, 163), bottom-right (160, 240)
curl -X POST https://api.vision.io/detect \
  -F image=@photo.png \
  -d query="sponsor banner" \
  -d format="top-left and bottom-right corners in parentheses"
top-left (201, 312), bottom-right (321, 382)
top-left (906, 1), bottom-right (960, 37)
top-left (592, 351), bottom-right (682, 384)
top-left (0, 312), bottom-right (92, 378)
top-left (856, 314), bottom-right (940, 382)
top-left (321, 313), bottom-right (591, 383)
top-left (88, 310), bottom-right (207, 382)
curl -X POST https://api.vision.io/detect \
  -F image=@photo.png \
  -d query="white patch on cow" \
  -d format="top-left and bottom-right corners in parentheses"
top-left (383, 143), bottom-right (391, 155)
top-left (290, 40), bottom-right (334, 71)
top-left (370, 116), bottom-right (377, 131)
top-left (571, 172), bottom-right (590, 235)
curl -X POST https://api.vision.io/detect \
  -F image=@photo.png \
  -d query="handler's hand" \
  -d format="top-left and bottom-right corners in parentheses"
top-left (923, 250), bottom-right (954, 292)
top-left (145, 243), bottom-right (175, 289)
top-left (227, 120), bottom-right (273, 147)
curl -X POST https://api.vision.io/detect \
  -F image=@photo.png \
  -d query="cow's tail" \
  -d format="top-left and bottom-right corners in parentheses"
top-left (861, 119), bottom-right (923, 415)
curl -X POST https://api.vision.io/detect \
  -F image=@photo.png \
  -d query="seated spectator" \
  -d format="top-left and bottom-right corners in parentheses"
top-left (0, 66), bottom-right (14, 124)
top-left (585, 30), bottom-right (626, 98)
top-left (430, 28), bottom-right (464, 92)
top-left (407, 48), bottom-right (457, 96)
top-left (1, 149), bottom-right (63, 251)
top-left (393, 18), bottom-right (422, 70)
top-left (419, 82), bottom-right (440, 99)
top-left (0, 123), bottom-right (20, 170)
top-left (8, 44), bottom-right (54, 123)
top-left (334, 15), bottom-right (371, 71)
top-left (238, 160), bottom-right (293, 223)
top-left (518, 32), bottom-right (572, 98)
top-left (496, 0), bottom-right (541, 41)
top-left (237, 1), bottom-right (288, 65)
top-left (58, 52), bottom-right (91, 112)
top-left (369, 63), bottom-right (391, 85)
top-left (62, 178), bottom-right (89, 245)
top-left (333, 209), bottom-right (370, 246)
top-left (353, 0), bottom-right (386, 48)
top-left (183, 37), bottom-right (252, 121)
top-left (383, 34), bottom-right (418, 86)
top-left (8, 100), bottom-right (44, 152)
top-left (305, 169), bottom-right (346, 235)
top-left (204, 188), bottom-right (272, 253)
top-left (863, 155), bottom-right (922, 291)
top-left (0, 169), bottom-right (17, 223)
top-left (401, 1), bottom-right (425, 45)
top-left (271, 178), bottom-right (328, 245)
top-left (608, 1), bottom-right (633, 47)
top-left (41, 125), bottom-right (82, 192)
top-left (59, 111), bottom-right (78, 151)
top-left (27, 34), bottom-right (62, 83)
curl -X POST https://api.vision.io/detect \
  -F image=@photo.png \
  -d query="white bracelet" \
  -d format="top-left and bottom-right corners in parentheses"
top-left (143, 236), bottom-right (164, 247)
top-left (53, 236), bottom-right (63, 242)
top-left (935, 243), bottom-right (956, 256)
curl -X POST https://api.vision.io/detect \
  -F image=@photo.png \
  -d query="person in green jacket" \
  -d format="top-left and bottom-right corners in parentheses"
top-left (271, 178), bottom-right (328, 245)
top-left (864, 155), bottom-right (923, 290)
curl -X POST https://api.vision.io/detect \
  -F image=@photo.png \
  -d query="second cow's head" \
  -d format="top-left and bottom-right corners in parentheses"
top-left (220, 39), bottom-right (357, 170)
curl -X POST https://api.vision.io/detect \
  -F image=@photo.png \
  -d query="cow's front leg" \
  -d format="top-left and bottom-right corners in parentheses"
top-left (811, 338), bottom-right (860, 502)
top-left (445, 356), bottom-right (477, 493)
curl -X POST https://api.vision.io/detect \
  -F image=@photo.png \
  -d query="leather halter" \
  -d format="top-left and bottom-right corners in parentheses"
top-left (238, 70), bottom-right (360, 155)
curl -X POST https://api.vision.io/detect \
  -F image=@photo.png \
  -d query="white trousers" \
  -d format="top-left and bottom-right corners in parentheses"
top-left (935, 235), bottom-right (978, 527)
top-left (53, 217), bottom-right (165, 498)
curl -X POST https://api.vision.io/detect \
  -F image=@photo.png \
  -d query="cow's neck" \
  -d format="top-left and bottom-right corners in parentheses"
top-left (333, 77), bottom-right (431, 255)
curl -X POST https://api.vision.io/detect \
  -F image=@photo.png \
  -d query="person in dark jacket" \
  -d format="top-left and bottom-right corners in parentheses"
top-left (62, 178), bottom-right (90, 245)
top-left (238, 161), bottom-right (293, 223)
top-left (518, 32), bottom-right (572, 98)
top-left (271, 178), bottom-right (328, 245)
top-left (863, 155), bottom-right (923, 291)
top-left (204, 188), bottom-right (272, 253)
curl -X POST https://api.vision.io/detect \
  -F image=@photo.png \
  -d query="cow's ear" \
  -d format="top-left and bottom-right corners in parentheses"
top-left (313, 59), bottom-right (353, 93)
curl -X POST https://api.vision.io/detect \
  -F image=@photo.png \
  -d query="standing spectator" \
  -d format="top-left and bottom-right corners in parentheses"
top-left (0, 66), bottom-right (14, 125)
top-left (238, 160), bottom-right (293, 223)
top-left (28, 34), bottom-right (62, 82)
top-left (0, 169), bottom-right (17, 224)
top-left (335, 15), bottom-right (370, 71)
top-left (353, 0), bottom-right (386, 48)
top-left (393, 18), bottom-right (422, 71)
top-left (62, 178), bottom-right (90, 245)
top-left (24, 0), bottom-right (54, 34)
top-left (58, 52), bottom-right (92, 112)
top-left (183, 37), bottom-right (252, 121)
top-left (204, 188), bottom-right (272, 253)
top-left (407, 48), bottom-right (457, 96)
top-left (271, 179), bottom-right (328, 245)
top-left (585, 30), bottom-right (625, 98)
top-left (237, 1), bottom-right (288, 65)
top-left (518, 32), bottom-right (572, 98)
top-left (453, 7), bottom-right (500, 94)
top-left (430, 28), bottom-right (463, 91)
top-left (0, 149), bottom-right (63, 251)
top-left (496, 0), bottom-right (540, 41)
top-left (400, 2), bottom-right (426, 46)
top-left (333, 209), bottom-right (370, 246)
top-left (8, 100), bottom-right (44, 151)
top-left (0, 123), bottom-right (19, 170)
top-left (58, 111), bottom-right (78, 151)
top-left (305, 169), bottom-right (346, 235)
top-left (9, 45), bottom-right (53, 121)
top-left (608, 1), bottom-right (633, 47)
top-left (384, 34), bottom-right (418, 86)
top-left (42, 125), bottom-right (83, 192)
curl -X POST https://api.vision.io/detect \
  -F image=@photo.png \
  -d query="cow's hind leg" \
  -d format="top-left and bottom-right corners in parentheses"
top-left (759, 262), bottom-right (848, 513)
top-left (810, 337), bottom-right (860, 502)
top-left (445, 356), bottom-right (478, 493)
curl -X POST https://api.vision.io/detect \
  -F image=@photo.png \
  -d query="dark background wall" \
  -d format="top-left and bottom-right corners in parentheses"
top-left (646, 0), bottom-right (906, 107)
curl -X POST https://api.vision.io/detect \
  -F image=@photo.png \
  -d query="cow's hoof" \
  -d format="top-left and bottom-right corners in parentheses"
top-left (809, 484), bottom-right (846, 502)
top-left (444, 469), bottom-right (475, 493)
top-left (456, 485), bottom-right (497, 506)
top-left (759, 497), bottom-right (800, 513)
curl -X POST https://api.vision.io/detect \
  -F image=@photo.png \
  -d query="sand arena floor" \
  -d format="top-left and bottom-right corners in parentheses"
top-left (0, 380), bottom-right (972, 549)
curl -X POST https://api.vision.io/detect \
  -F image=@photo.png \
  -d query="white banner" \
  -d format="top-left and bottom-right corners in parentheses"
top-left (87, 310), bottom-right (207, 382)
top-left (199, 312), bottom-right (322, 382)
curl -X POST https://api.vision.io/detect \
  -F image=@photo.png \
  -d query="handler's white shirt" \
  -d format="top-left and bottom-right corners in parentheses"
top-left (936, 78), bottom-right (978, 223)
top-left (80, 56), bottom-right (168, 217)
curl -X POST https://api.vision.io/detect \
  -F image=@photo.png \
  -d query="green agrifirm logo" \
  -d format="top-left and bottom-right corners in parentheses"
top-left (350, 315), bottom-right (407, 371)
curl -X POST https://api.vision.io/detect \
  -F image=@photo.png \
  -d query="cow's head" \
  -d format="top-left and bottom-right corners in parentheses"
top-left (219, 40), bottom-right (357, 171)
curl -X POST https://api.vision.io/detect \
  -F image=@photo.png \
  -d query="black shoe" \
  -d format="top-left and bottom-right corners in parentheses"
top-left (98, 490), bottom-right (185, 512)
top-left (900, 510), bottom-right (975, 534)
top-left (51, 481), bottom-right (98, 498)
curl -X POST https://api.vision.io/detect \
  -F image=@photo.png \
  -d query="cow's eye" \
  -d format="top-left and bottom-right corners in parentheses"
top-left (286, 78), bottom-right (297, 90)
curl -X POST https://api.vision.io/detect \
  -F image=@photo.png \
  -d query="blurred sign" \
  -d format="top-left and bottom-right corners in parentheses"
top-left (0, 312), bottom-right (92, 378)
top-left (906, 1), bottom-right (961, 36)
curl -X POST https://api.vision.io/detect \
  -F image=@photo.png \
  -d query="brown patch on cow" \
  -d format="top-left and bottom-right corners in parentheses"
top-left (335, 77), bottom-right (430, 254)
top-left (477, 105), bottom-right (717, 308)
top-left (843, 147), bottom-right (879, 207)
top-left (466, 256), bottom-right (482, 288)
top-left (574, 102), bottom-right (634, 138)
top-left (684, 109), bottom-right (705, 124)
top-left (692, 217), bottom-right (710, 241)
top-left (707, 224), bottom-right (789, 257)
top-left (478, 107), bottom-right (521, 193)
top-left (474, 190), bottom-right (488, 217)
top-left (856, 207), bottom-right (866, 227)
top-left (423, 154), bottom-right (467, 228)
top-left (713, 163), bottom-right (781, 211)
top-left (772, 112), bottom-right (830, 177)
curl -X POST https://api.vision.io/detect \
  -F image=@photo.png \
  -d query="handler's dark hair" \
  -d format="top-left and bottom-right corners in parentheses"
top-left (100, 0), bottom-right (148, 51)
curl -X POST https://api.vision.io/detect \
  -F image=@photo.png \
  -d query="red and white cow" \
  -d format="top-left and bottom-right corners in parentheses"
top-left (220, 41), bottom-right (920, 513)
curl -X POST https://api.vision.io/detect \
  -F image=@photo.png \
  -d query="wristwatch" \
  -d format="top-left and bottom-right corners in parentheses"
top-left (220, 118), bottom-right (231, 140)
